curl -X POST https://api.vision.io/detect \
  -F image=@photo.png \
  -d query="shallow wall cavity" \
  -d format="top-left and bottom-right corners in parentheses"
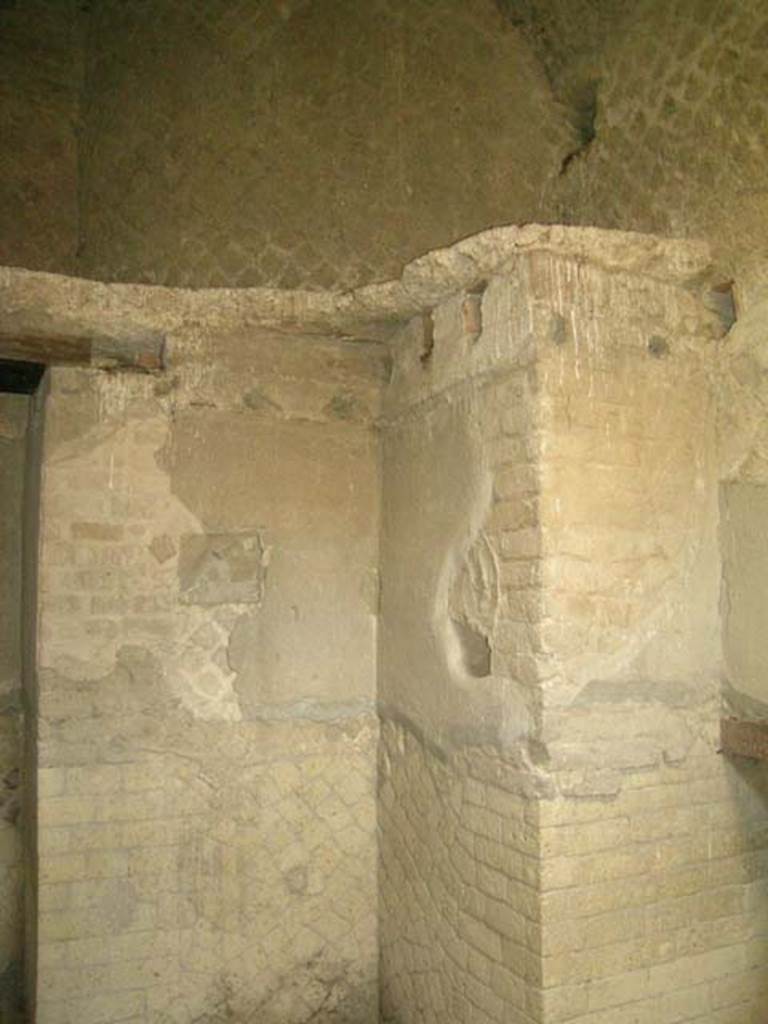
top-left (8, 275), bottom-right (386, 1023)
top-left (379, 232), bottom-right (768, 1023)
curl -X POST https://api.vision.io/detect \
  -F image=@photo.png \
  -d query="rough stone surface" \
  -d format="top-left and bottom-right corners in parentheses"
top-left (177, 532), bottom-right (267, 607)
top-left (551, 0), bottom-right (768, 285)
top-left (379, 717), bottom-right (542, 1024)
top-left (379, 272), bottom-right (544, 754)
top-left (378, 233), bottom-right (768, 1023)
top-left (0, 223), bottom-right (715, 348)
top-left (2, 225), bottom-right (768, 1023)
top-left (0, 0), bottom-right (83, 274)
top-left (4, 0), bottom-right (768, 300)
top-left (76, 0), bottom-right (572, 289)
top-left (32, 316), bottom-right (384, 1021)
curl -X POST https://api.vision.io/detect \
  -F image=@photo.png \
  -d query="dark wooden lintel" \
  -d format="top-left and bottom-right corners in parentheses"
top-left (720, 718), bottom-right (768, 761)
top-left (0, 327), bottom-right (165, 373)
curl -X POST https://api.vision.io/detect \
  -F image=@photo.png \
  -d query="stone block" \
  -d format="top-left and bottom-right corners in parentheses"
top-left (178, 531), bottom-right (267, 606)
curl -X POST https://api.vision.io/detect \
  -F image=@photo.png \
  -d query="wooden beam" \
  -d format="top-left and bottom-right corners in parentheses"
top-left (720, 718), bottom-right (768, 761)
top-left (0, 326), bottom-right (165, 372)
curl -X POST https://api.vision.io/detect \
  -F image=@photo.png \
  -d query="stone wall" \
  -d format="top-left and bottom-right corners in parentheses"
top-left (378, 231), bottom-right (768, 1023)
top-left (530, 251), bottom-right (768, 1022)
top-left (5, 0), bottom-right (768, 298)
top-left (379, 722), bottom-right (542, 1024)
top-left (0, 394), bottom-right (29, 1015)
top-left (378, 264), bottom-right (549, 1023)
top-left (3, 225), bottom-right (768, 1023)
top-left (0, 0), bottom-right (82, 274)
top-left (0, 0), bottom-right (573, 287)
top-left (553, 0), bottom-right (768, 284)
top-left (11, 276), bottom-right (386, 1023)
top-left (76, 0), bottom-right (572, 289)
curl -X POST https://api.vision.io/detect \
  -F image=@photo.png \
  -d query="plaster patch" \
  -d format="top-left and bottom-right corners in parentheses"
top-left (178, 532), bottom-right (268, 606)
top-left (39, 379), bottom-right (245, 722)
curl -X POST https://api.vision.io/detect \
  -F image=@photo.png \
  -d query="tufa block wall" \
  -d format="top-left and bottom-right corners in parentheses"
top-left (379, 723), bottom-right (543, 1024)
top-left (379, 266), bottom-right (549, 1022)
top-left (4, 0), bottom-right (768, 298)
top-left (553, 0), bottom-right (768, 286)
top-left (531, 252), bottom-right (768, 1023)
top-left (0, 0), bottom-right (83, 274)
top-left (76, 0), bottom-right (572, 290)
top-left (379, 238), bottom-right (768, 1023)
top-left (2, 226), bottom-right (768, 1023)
top-left (16, 275), bottom-right (386, 1023)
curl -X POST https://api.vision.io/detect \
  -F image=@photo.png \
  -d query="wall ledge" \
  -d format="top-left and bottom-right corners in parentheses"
top-left (0, 224), bottom-right (715, 348)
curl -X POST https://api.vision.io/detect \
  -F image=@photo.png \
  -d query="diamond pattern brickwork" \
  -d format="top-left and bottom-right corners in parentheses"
top-left (76, 0), bottom-right (574, 289)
